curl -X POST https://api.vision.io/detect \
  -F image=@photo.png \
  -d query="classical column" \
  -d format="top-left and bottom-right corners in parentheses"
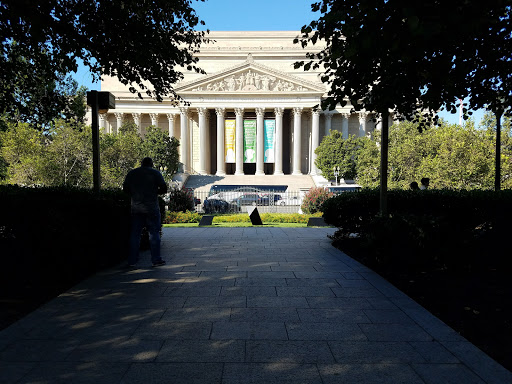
top-left (342, 113), bottom-right (350, 139)
top-left (206, 112), bottom-right (211, 174)
top-left (166, 113), bottom-right (176, 138)
top-left (358, 112), bottom-right (367, 137)
top-left (179, 107), bottom-right (189, 173)
top-left (292, 107), bottom-right (303, 175)
top-left (215, 108), bottom-right (226, 176)
top-left (197, 107), bottom-right (208, 175)
top-left (114, 112), bottom-right (124, 134)
top-left (274, 107), bottom-right (284, 175)
top-left (234, 107), bottom-right (244, 175)
top-left (311, 109), bottom-right (320, 176)
top-left (376, 117), bottom-right (382, 131)
top-left (255, 107), bottom-right (265, 175)
top-left (99, 113), bottom-right (107, 133)
top-left (150, 113), bottom-right (159, 127)
top-left (132, 113), bottom-right (142, 134)
top-left (324, 112), bottom-right (332, 137)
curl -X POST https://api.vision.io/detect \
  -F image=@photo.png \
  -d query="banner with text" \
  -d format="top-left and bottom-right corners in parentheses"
top-left (243, 119), bottom-right (257, 163)
top-left (225, 119), bottom-right (236, 163)
top-left (264, 119), bottom-right (276, 163)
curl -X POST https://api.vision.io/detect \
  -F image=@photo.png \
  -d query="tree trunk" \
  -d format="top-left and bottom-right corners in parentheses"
top-left (495, 109), bottom-right (503, 192)
top-left (379, 110), bottom-right (390, 216)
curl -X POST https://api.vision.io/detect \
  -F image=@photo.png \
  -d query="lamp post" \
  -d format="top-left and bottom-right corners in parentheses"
top-left (86, 91), bottom-right (115, 194)
top-left (333, 166), bottom-right (340, 186)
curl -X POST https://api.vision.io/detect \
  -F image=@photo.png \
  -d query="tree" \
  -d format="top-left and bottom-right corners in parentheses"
top-left (140, 126), bottom-right (180, 184)
top-left (41, 120), bottom-right (92, 187)
top-left (1, 120), bottom-right (181, 189)
top-left (100, 122), bottom-right (142, 188)
top-left (296, 0), bottom-right (512, 213)
top-left (315, 131), bottom-right (365, 181)
top-left (1, 0), bottom-right (208, 125)
top-left (0, 122), bottom-right (46, 185)
top-left (353, 120), bottom-right (503, 190)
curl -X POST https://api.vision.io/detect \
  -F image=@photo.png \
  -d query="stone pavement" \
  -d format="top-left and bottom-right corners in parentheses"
top-left (1, 227), bottom-right (511, 383)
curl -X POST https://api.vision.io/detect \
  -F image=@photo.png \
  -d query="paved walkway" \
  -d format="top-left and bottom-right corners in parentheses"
top-left (1, 227), bottom-right (511, 383)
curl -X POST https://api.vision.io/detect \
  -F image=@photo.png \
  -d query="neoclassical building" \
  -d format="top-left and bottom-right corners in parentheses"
top-left (99, 31), bottom-right (388, 178)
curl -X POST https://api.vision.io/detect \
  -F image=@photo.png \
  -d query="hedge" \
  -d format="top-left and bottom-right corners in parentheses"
top-left (321, 189), bottom-right (512, 271)
top-left (162, 212), bottom-right (323, 224)
top-left (0, 185), bottom-right (131, 299)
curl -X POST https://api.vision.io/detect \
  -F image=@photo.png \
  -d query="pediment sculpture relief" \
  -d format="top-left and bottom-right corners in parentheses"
top-left (190, 70), bottom-right (309, 92)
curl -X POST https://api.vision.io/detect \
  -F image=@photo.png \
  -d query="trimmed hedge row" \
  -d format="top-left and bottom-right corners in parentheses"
top-left (163, 212), bottom-right (323, 224)
top-left (0, 185), bottom-right (131, 298)
top-left (322, 189), bottom-right (512, 271)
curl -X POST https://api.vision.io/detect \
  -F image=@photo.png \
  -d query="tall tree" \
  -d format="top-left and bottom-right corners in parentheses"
top-left (0, 0), bottom-right (208, 125)
top-left (296, 0), bottom-right (512, 213)
top-left (314, 131), bottom-right (366, 181)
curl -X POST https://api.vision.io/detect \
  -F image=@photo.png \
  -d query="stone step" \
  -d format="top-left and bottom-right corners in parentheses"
top-left (184, 174), bottom-right (317, 193)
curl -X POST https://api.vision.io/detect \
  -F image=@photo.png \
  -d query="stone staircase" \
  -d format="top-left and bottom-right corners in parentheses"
top-left (184, 174), bottom-right (317, 193)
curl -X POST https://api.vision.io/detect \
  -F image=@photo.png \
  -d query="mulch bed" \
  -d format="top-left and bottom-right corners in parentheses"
top-left (337, 238), bottom-right (512, 372)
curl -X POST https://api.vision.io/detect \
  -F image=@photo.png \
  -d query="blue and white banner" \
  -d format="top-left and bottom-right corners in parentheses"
top-left (264, 119), bottom-right (275, 163)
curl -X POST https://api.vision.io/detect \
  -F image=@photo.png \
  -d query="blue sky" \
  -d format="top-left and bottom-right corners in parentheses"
top-left (73, 0), bottom-right (483, 125)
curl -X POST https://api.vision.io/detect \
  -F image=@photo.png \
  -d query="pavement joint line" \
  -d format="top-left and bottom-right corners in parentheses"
top-left (1, 227), bottom-right (510, 384)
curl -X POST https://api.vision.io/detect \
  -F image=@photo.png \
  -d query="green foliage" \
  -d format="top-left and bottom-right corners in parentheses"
top-left (296, 1), bottom-right (512, 124)
top-left (324, 189), bottom-right (512, 271)
top-left (164, 210), bottom-right (201, 224)
top-left (41, 120), bottom-right (92, 187)
top-left (162, 213), bottom-right (323, 225)
top-left (166, 187), bottom-right (195, 212)
top-left (0, 121), bottom-right (47, 185)
top-left (351, 120), bottom-right (512, 190)
top-left (0, 0), bottom-right (207, 125)
top-left (301, 187), bottom-right (334, 214)
top-left (259, 212), bottom-right (322, 223)
top-left (0, 185), bottom-right (131, 301)
top-left (315, 131), bottom-right (366, 180)
top-left (140, 126), bottom-right (180, 184)
top-left (1, 120), bottom-right (180, 189)
top-left (210, 213), bottom-right (322, 224)
top-left (101, 122), bottom-right (142, 189)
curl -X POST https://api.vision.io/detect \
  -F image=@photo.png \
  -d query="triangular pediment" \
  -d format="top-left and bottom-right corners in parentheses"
top-left (175, 55), bottom-right (325, 94)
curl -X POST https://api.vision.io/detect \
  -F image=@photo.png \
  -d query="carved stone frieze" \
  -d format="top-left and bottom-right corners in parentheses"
top-left (190, 69), bottom-right (311, 93)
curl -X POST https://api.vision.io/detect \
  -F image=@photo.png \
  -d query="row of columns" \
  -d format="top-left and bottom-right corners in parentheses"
top-left (99, 112), bottom-right (178, 138)
top-left (99, 109), bottom-right (373, 176)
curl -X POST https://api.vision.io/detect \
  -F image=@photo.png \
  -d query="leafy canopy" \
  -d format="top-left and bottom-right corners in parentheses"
top-left (295, 0), bottom-right (512, 122)
top-left (0, 0), bottom-right (208, 125)
top-left (314, 131), bottom-right (367, 180)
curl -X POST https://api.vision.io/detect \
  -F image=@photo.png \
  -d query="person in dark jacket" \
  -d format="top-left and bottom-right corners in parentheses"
top-left (123, 157), bottom-right (167, 267)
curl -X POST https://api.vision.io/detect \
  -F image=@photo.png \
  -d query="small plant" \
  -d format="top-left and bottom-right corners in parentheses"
top-left (301, 187), bottom-right (334, 214)
top-left (164, 210), bottom-right (201, 223)
top-left (166, 186), bottom-right (195, 212)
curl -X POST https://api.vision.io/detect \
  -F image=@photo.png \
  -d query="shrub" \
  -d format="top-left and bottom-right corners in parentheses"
top-left (166, 186), bottom-right (194, 212)
top-left (301, 187), bottom-right (334, 214)
top-left (164, 210), bottom-right (201, 223)
top-left (323, 189), bottom-right (512, 272)
top-left (0, 185), bottom-right (131, 310)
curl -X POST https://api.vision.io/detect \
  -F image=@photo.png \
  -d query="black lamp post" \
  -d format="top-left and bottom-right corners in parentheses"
top-left (86, 91), bottom-right (115, 194)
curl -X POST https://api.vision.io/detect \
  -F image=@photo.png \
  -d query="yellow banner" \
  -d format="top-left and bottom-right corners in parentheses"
top-left (225, 119), bottom-right (236, 163)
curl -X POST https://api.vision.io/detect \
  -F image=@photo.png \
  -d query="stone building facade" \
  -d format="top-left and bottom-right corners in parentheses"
top-left (99, 31), bottom-right (389, 177)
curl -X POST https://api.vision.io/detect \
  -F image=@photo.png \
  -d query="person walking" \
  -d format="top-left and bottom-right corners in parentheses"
top-left (420, 177), bottom-right (430, 190)
top-left (123, 157), bottom-right (167, 267)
